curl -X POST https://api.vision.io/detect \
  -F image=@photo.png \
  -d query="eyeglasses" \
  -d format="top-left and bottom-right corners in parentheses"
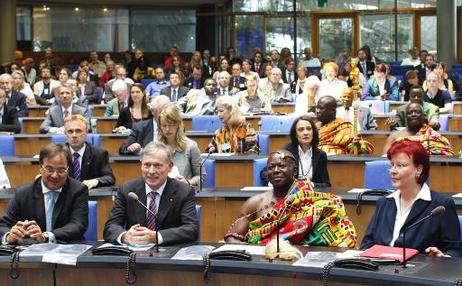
top-left (42, 165), bottom-right (69, 175)
top-left (388, 163), bottom-right (409, 172)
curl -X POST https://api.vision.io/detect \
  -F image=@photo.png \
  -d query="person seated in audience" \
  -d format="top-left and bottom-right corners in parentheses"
top-left (0, 89), bottom-right (21, 133)
top-left (294, 64), bottom-right (307, 95)
top-left (177, 78), bottom-right (218, 115)
top-left (424, 71), bottom-right (452, 114)
top-left (128, 48), bottom-right (153, 82)
top-left (158, 104), bottom-right (204, 186)
top-left (260, 67), bottom-right (292, 103)
top-left (113, 83), bottom-right (151, 132)
top-left (99, 60), bottom-right (115, 88)
top-left (423, 62), bottom-right (454, 95)
top-left (89, 51), bottom-right (106, 78)
top-left (400, 70), bottom-right (419, 101)
top-left (418, 53), bottom-right (435, 85)
top-left (281, 57), bottom-right (297, 89)
top-left (240, 59), bottom-right (259, 80)
top-left (0, 73), bottom-right (28, 117)
top-left (64, 115), bottom-right (115, 189)
top-left (183, 65), bottom-right (204, 90)
top-left (216, 71), bottom-right (234, 96)
top-left (119, 95), bottom-right (171, 155)
top-left (357, 48), bottom-right (375, 80)
top-left (76, 69), bottom-right (98, 104)
top-left (212, 57), bottom-right (231, 81)
top-left (294, 75), bottom-right (320, 115)
top-left (337, 87), bottom-right (377, 131)
top-left (224, 150), bottom-right (356, 247)
top-left (160, 72), bottom-right (189, 102)
top-left (206, 96), bottom-right (258, 154)
top-left (251, 51), bottom-right (266, 78)
top-left (105, 79), bottom-right (129, 117)
top-left (71, 59), bottom-right (99, 85)
top-left (12, 70), bottom-right (35, 105)
top-left (189, 50), bottom-right (203, 70)
top-left (167, 55), bottom-right (184, 79)
top-left (145, 66), bottom-right (170, 97)
top-left (104, 141), bottom-right (198, 245)
top-left (40, 85), bottom-right (89, 134)
top-left (235, 75), bottom-right (271, 114)
top-left (298, 47), bottom-right (321, 68)
top-left (285, 115), bottom-right (330, 187)
top-left (395, 85), bottom-right (439, 130)
top-left (103, 53), bottom-right (112, 64)
top-left (22, 57), bottom-right (37, 85)
top-left (401, 47), bottom-right (421, 67)
top-left (318, 62), bottom-right (348, 103)
top-left (257, 64), bottom-right (274, 92)
top-left (361, 139), bottom-right (461, 257)
top-left (121, 50), bottom-right (133, 71)
top-left (33, 66), bottom-right (61, 105)
top-left (230, 63), bottom-right (246, 94)
top-left (363, 63), bottom-right (399, 101)
top-left (317, 96), bottom-right (374, 155)
top-left (103, 65), bottom-right (133, 102)
top-left (164, 45), bottom-right (179, 70)
top-left (0, 143), bottom-right (88, 244)
top-left (267, 49), bottom-right (283, 69)
top-left (383, 103), bottom-right (453, 155)
top-left (201, 49), bottom-right (213, 78)
top-left (226, 47), bottom-right (242, 66)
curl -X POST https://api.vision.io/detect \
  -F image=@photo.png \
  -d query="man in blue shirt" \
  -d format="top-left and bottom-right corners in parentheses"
top-left (145, 67), bottom-right (170, 97)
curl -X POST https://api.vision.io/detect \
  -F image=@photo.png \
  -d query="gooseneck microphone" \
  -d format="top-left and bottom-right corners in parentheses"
top-left (199, 149), bottom-right (214, 192)
top-left (401, 205), bottom-right (445, 268)
top-left (128, 192), bottom-right (159, 253)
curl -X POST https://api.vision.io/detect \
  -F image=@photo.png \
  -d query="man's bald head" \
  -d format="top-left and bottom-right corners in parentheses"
top-left (316, 96), bottom-right (337, 125)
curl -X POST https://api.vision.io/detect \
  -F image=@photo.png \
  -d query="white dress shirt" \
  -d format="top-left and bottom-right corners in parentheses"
top-left (298, 145), bottom-right (313, 180)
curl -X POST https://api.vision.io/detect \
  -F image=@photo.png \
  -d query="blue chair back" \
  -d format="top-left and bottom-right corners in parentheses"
top-left (439, 114), bottom-right (449, 132)
top-left (192, 116), bottom-right (222, 132)
top-left (203, 159), bottom-right (215, 188)
top-left (141, 79), bottom-right (156, 89)
top-left (253, 158), bottom-right (268, 186)
top-left (89, 134), bottom-right (102, 147)
top-left (195, 205), bottom-right (202, 242)
top-left (458, 215), bottom-right (462, 240)
top-left (364, 160), bottom-right (393, 190)
top-left (258, 134), bottom-right (270, 155)
top-left (260, 116), bottom-right (294, 133)
top-left (84, 201), bottom-right (98, 241)
top-left (0, 136), bottom-right (15, 157)
top-left (51, 134), bottom-right (94, 145)
top-left (390, 65), bottom-right (414, 77)
top-left (96, 87), bottom-right (104, 103)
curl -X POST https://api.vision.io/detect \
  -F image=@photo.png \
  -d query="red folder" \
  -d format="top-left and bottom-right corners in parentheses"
top-left (360, 245), bottom-right (419, 263)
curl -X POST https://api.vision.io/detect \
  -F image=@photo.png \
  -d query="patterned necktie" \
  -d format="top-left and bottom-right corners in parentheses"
top-left (72, 152), bottom-right (81, 181)
top-left (146, 191), bottom-right (159, 231)
top-left (172, 89), bottom-right (177, 102)
top-left (63, 109), bottom-right (69, 119)
top-left (46, 191), bottom-right (58, 231)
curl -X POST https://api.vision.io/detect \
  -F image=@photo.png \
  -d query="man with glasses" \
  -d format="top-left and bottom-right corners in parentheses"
top-left (64, 115), bottom-right (115, 189)
top-left (103, 66), bottom-right (134, 102)
top-left (0, 143), bottom-right (88, 244)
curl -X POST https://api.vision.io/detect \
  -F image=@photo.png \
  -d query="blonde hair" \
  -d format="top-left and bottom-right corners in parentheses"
top-left (158, 104), bottom-right (187, 151)
top-left (64, 114), bottom-right (89, 130)
top-left (216, 96), bottom-right (245, 128)
top-left (11, 70), bottom-right (26, 90)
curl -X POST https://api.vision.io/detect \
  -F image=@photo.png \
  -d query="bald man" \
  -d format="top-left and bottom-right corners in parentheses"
top-left (0, 73), bottom-right (28, 117)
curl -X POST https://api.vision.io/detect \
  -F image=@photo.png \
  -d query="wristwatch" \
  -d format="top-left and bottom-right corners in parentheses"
top-left (42, 232), bottom-right (49, 243)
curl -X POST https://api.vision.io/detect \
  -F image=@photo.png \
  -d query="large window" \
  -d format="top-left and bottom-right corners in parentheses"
top-left (318, 18), bottom-right (353, 60)
top-left (420, 15), bottom-right (436, 53)
top-left (17, 7), bottom-right (32, 41)
top-left (235, 15), bottom-right (265, 59)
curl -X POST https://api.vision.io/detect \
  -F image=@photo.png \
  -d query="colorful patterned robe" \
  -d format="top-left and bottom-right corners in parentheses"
top-left (398, 124), bottom-right (454, 156)
top-left (207, 121), bottom-right (259, 153)
top-left (319, 118), bottom-right (374, 155)
top-left (246, 180), bottom-right (357, 248)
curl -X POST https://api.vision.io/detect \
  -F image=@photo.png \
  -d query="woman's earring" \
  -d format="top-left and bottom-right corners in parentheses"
top-left (415, 171), bottom-right (421, 179)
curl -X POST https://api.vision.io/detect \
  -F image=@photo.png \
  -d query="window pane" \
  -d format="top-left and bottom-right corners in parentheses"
top-left (266, 17), bottom-right (294, 55)
top-left (235, 15), bottom-right (265, 59)
top-left (318, 18), bottom-right (353, 60)
top-left (420, 16), bottom-right (436, 53)
top-left (32, 7), bottom-right (129, 52)
top-left (233, 0), bottom-right (297, 12)
top-left (296, 16), bottom-right (312, 59)
top-left (17, 7), bottom-right (32, 41)
top-left (130, 10), bottom-right (196, 53)
top-left (360, 14), bottom-right (412, 62)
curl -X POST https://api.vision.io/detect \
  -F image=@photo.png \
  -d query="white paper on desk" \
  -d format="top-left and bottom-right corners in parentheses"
top-left (98, 242), bottom-right (155, 252)
top-left (213, 244), bottom-right (265, 256)
top-left (452, 193), bottom-right (462, 198)
top-left (240, 186), bottom-right (273, 192)
top-left (171, 245), bottom-right (216, 260)
top-left (293, 251), bottom-right (338, 267)
top-left (201, 153), bottom-right (235, 157)
top-left (41, 244), bottom-right (92, 266)
top-left (348, 188), bottom-right (368, 194)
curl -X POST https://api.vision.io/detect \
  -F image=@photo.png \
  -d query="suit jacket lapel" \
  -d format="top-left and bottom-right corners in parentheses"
top-left (136, 179), bottom-right (148, 226)
top-left (311, 148), bottom-right (320, 178)
top-left (144, 120), bottom-right (154, 146)
top-left (402, 199), bottom-right (429, 230)
top-left (52, 179), bottom-right (70, 229)
top-left (383, 198), bottom-right (397, 244)
top-left (156, 179), bottom-right (175, 227)
top-left (32, 179), bottom-right (47, 230)
top-left (80, 143), bottom-right (92, 180)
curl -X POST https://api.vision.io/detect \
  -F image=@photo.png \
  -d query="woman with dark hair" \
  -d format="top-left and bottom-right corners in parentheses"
top-left (77, 69), bottom-right (98, 104)
top-left (285, 115), bottom-right (330, 188)
top-left (361, 139), bottom-right (461, 257)
top-left (363, 63), bottom-right (399, 101)
top-left (113, 83), bottom-right (151, 132)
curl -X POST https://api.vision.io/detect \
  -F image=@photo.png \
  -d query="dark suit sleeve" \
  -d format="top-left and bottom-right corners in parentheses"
top-left (315, 151), bottom-right (331, 188)
top-left (86, 82), bottom-right (98, 103)
top-left (52, 183), bottom-right (89, 243)
top-left (16, 93), bottom-right (29, 117)
top-left (103, 186), bottom-right (129, 243)
top-left (440, 198), bottom-right (462, 257)
top-left (116, 107), bottom-right (131, 129)
top-left (360, 198), bottom-right (383, 250)
top-left (0, 189), bottom-right (23, 237)
top-left (39, 111), bottom-right (55, 133)
top-left (0, 107), bottom-right (21, 133)
top-left (119, 123), bottom-right (142, 155)
top-left (159, 185), bottom-right (198, 245)
top-left (94, 149), bottom-right (115, 187)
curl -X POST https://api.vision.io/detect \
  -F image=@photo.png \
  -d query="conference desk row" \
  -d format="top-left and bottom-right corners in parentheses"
top-left (1, 243), bottom-right (462, 286)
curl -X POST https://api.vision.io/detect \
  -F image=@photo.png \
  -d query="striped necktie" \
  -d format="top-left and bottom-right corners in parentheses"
top-left (146, 191), bottom-right (159, 231)
top-left (72, 152), bottom-right (81, 181)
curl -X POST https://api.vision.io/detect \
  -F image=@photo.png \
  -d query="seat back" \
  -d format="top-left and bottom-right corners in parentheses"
top-left (191, 116), bottom-right (222, 132)
top-left (439, 114), bottom-right (449, 132)
top-left (203, 159), bottom-right (215, 188)
top-left (364, 160), bottom-right (393, 190)
top-left (260, 116), bottom-right (294, 133)
top-left (0, 136), bottom-right (15, 157)
top-left (51, 134), bottom-right (94, 145)
top-left (458, 215), bottom-right (462, 240)
top-left (84, 201), bottom-right (98, 241)
top-left (195, 205), bottom-right (202, 242)
top-left (258, 134), bottom-right (270, 156)
top-left (253, 158), bottom-right (268, 186)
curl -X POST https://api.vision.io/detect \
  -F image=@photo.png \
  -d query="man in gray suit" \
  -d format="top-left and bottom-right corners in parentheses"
top-left (104, 141), bottom-right (198, 245)
top-left (160, 72), bottom-right (189, 102)
top-left (40, 85), bottom-right (89, 134)
top-left (336, 87), bottom-right (377, 132)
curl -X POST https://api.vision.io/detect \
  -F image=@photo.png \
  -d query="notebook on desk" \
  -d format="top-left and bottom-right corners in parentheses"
top-left (360, 245), bottom-right (419, 263)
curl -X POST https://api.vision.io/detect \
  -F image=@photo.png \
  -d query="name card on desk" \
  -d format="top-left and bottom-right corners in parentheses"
top-left (452, 193), bottom-right (462, 198)
top-left (241, 186), bottom-right (273, 192)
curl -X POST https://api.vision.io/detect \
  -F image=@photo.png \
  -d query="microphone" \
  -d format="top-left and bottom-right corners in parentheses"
top-left (199, 149), bottom-right (214, 192)
top-left (127, 192), bottom-right (160, 253)
top-left (401, 205), bottom-right (445, 268)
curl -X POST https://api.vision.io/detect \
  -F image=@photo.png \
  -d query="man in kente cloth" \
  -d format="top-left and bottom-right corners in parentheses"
top-left (224, 150), bottom-right (357, 247)
top-left (317, 95), bottom-right (374, 155)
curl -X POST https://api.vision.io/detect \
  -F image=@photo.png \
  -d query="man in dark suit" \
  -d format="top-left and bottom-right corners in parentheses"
top-left (160, 72), bottom-right (189, 102)
top-left (104, 141), bottom-right (197, 245)
top-left (357, 48), bottom-right (375, 80)
top-left (119, 95), bottom-right (171, 155)
top-left (64, 114), bottom-right (115, 189)
top-left (184, 65), bottom-right (205, 90)
top-left (251, 51), bottom-right (266, 78)
top-left (0, 73), bottom-right (28, 117)
top-left (0, 89), bottom-right (21, 133)
top-left (417, 53), bottom-right (435, 85)
top-left (0, 143), bottom-right (88, 244)
top-left (281, 58), bottom-right (297, 85)
top-left (230, 63), bottom-right (246, 93)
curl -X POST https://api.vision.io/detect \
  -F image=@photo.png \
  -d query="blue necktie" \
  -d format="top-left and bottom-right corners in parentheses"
top-left (46, 191), bottom-right (58, 231)
top-left (172, 89), bottom-right (177, 102)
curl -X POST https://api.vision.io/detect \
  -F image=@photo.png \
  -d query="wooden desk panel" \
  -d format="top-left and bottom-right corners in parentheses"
top-left (373, 115), bottom-right (390, 131)
top-left (0, 266), bottom-right (54, 286)
top-left (268, 134), bottom-right (290, 153)
top-left (15, 137), bottom-right (51, 156)
top-left (28, 106), bottom-right (49, 117)
top-left (21, 118), bottom-right (43, 134)
top-left (91, 105), bottom-right (106, 117)
top-left (5, 163), bottom-right (38, 187)
top-left (454, 102), bottom-right (462, 114)
top-left (361, 133), bottom-right (388, 155)
top-left (449, 116), bottom-right (462, 131)
top-left (215, 161), bottom-right (253, 188)
top-left (96, 118), bottom-right (117, 133)
top-left (327, 161), bottom-right (365, 189)
top-left (111, 160), bottom-right (140, 185)
top-left (101, 136), bottom-right (126, 155)
top-left (388, 102), bottom-right (406, 113)
top-left (272, 104), bottom-right (295, 114)
top-left (183, 118), bottom-right (192, 130)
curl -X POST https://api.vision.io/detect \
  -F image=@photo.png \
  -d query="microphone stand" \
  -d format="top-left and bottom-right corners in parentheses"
top-left (199, 150), bottom-right (214, 192)
top-left (130, 194), bottom-right (160, 253)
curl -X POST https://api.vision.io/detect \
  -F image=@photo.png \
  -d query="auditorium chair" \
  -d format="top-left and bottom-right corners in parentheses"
top-left (0, 136), bottom-right (14, 157)
top-left (195, 205), bottom-right (202, 242)
top-left (260, 116), bottom-right (294, 133)
top-left (257, 133), bottom-right (270, 155)
top-left (253, 158), bottom-right (268, 186)
top-left (51, 134), bottom-right (101, 147)
top-left (439, 114), bottom-right (449, 132)
top-left (141, 79), bottom-right (156, 89)
top-left (84, 201), bottom-right (98, 241)
top-left (203, 159), bottom-right (215, 188)
top-left (364, 160), bottom-right (393, 190)
top-left (191, 115), bottom-right (222, 133)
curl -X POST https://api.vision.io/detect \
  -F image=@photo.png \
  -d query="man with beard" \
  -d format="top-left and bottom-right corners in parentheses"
top-left (177, 78), bottom-right (218, 115)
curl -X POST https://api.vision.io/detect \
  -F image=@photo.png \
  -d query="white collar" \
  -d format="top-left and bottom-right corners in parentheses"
top-left (145, 179), bottom-right (167, 197)
top-left (69, 144), bottom-right (86, 158)
top-left (61, 104), bottom-right (73, 114)
top-left (298, 145), bottom-right (312, 156)
top-left (41, 179), bottom-right (63, 195)
top-left (387, 183), bottom-right (431, 202)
